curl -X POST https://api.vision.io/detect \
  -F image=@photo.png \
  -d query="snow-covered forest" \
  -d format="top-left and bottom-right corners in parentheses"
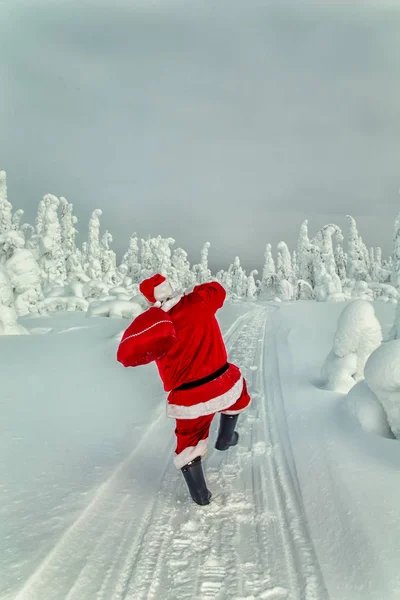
top-left (1, 169), bottom-right (399, 333)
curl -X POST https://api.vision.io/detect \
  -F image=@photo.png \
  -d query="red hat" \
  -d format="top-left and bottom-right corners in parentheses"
top-left (139, 274), bottom-right (166, 303)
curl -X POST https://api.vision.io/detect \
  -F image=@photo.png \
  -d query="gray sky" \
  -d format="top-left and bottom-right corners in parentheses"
top-left (1, 0), bottom-right (400, 273)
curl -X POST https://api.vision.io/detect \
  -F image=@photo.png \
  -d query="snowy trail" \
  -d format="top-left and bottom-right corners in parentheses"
top-left (121, 306), bottom-right (328, 600)
top-left (13, 307), bottom-right (328, 600)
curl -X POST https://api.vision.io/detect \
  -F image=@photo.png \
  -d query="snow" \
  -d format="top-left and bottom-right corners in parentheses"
top-left (277, 300), bottom-right (400, 600)
top-left (321, 300), bottom-right (382, 393)
top-left (345, 380), bottom-right (394, 439)
top-left (2, 300), bottom-right (400, 599)
top-left (86, 298), bottom-right (143, 319)
top-left (364, 339), bottom-right (400, 438)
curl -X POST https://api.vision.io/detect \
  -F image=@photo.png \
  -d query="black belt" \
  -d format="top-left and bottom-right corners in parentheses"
top-left (174, 362), bottom-right (229, 391)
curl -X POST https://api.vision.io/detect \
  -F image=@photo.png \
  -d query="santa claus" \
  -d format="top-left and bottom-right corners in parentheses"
top-left (117, 274), bottom-right (251, 505)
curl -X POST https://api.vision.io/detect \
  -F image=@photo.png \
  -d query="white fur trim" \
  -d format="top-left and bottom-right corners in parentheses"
top-left (154, 280), bottom-right (174, 302)
top-left (161, 294), bottom-right (183, 312)
top-left (120, 320), bottom-right (172, 344)
top-left (174, 438), bottom-right (209, 469)
top-left (167, 377), bottom-right (244, 419)
top-left (222, 395), bottom-right (251, 415)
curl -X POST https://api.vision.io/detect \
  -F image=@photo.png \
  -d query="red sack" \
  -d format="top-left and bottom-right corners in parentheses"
top-left (117, 307), bottom-right (178, 367)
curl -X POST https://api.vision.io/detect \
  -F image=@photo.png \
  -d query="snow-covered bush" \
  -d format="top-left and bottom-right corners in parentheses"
top-left (82, 280), bottom-right (109, 300)
top-left (0, 305), bottom-right (29, 335)
top-left (0, 265), bottom-right (28, 334)
top-left (386, 300), bottom-right (400, 342)
top-left (321, 300), bottom-right (382, 393)
top-left (5, 249), bottom-right (43, 315)
top-left (38, 296), bottom-right (89, 313)
top-left (246, 270), bottom-right (259, 299)
top-left (369, 282), bottom-right (398, 304)
top-left (364, 340), bottom-right (400, 438)
top-left (294, 279), bottom-right (314, 301)
top-left (0, 230), bottom-right (25, 262)
top-left (277, 279), bottom-right (293, 301)
top-left (351, 280), bottom-right (374, 301)
top-left (345, 380), bottom-right (394, 439)
top-left (86, 299), bottom-right (143, 320)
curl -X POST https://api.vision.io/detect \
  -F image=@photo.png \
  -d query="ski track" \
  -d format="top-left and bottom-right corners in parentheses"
top-left (121, 305), bottom-right (328, 600)
top-left (10, 306), bottom-right (329, 600)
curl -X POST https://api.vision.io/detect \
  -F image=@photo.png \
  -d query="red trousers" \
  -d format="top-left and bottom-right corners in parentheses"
top-left (174, 379), bottom-right (250, 468)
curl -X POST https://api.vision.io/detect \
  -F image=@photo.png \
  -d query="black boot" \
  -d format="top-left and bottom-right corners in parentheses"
top-left (181, 456), bottom-right (212, 506)
top-left (215, 414), bottom-right (239, 451)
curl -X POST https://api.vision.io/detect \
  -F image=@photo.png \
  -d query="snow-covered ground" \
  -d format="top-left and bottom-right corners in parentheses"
top-left (1, 301), bottom-right (400, 600)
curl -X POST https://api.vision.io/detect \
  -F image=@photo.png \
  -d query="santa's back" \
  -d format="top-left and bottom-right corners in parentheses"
top-left (156, 282), bottom-right (227, 392)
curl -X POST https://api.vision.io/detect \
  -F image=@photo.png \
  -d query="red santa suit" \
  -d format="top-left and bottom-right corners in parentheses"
top-left (117, 275), bottom-right (250, 468)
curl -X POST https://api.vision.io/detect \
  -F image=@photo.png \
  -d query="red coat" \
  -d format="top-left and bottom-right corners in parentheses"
top-left (157, 282), bottom-right (244, 419)
top-left (117, 281), bottom-right (246, 420)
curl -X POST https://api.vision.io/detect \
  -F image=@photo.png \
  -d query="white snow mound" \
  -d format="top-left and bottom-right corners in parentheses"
top-left (87, 299), bottom-right (143, 319)
top-left (365, 339), bottom-right (400, 438)
top-left (321, 300), bottom-right (382, 393)
top-left (345, 380), bottom-right (394, 438)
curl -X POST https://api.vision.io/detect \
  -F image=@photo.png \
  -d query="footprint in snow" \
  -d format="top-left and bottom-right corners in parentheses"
top-left (180, 519), bottom-right (200, 533)
top-left (252, 441), bottom-right (268, 455)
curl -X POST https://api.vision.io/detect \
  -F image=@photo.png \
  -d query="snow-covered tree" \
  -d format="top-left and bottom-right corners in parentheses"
top-left (294, 279), bottom-right (314, 300)
top-left (369, 247), bottom-right (375, 276)
top-left (351, 280), bottom-right (374, 301)
top-left (60, 197), bottom-right (78, 264)
top-left (260, 243), bottom-right (277, 299)
top-left (0, 230), bottom-right (25, 264)
top-left (312, 224), bottom-right (343, 294)
top-left (193, 242), bottom-right (212, 283)
top-left (246, 269), bottom-right (258, 299)
top-left (346, 215), bottom-right (368, 281)
top-left (0, 263), bottom-right (28, 334)
top-left (369, 282), bottom-right (398, 304)
top-left (359, 235), bottom-right (370, 277)
top-left (261, 243), bottom-right (275, 281)
top-left (86, 209), bottom-right (103, 280)
top-left (100, 231), bottom-right (118, 285)
top-left (276, 242), bottom-right (293, 300)
top-left (157, 237), bottom-right (177, 283)
top-left (0, 171), bottom-right (12, 234)
top-left (121, 233), bottom-right (141, 282)
top-left (370, 247), bottom-right (384, 283)
top-left (35, 197), bottom-right (46, 236)
top-left (217, 267), bottom-right (233, 296)
top-left (140, 238), bottom-right (155, 279)
top-left (334, 243), bottom-right (347, 284)
top-left (66, 248), bottom-right (89, 284)
top-left (276, 241), bottom-right (293, 282)
top-left (313, 249), bottom-right (329, 302)
top-left (6, 248), bottom-right (43, 315)
top-left (172, 247), bottom-right (196, 290)
top-left (229, 257), bottom-right (247, 298)
top-left (391, 212), bottom-right (400, 288)
top-left (291, 250), bottom-right (298, 283)
top-left (321, 300), bottom-right (382, 393)
top-left (297, 220), bottom-right (314, 285)
top-left (38, 194), bottom-right (66, 287)
top-left (12, 209), bottom-right (24, 231)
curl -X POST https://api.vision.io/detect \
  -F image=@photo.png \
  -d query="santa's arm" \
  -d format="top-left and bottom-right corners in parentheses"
top-left (193, 281), bottom-right (226, 313)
